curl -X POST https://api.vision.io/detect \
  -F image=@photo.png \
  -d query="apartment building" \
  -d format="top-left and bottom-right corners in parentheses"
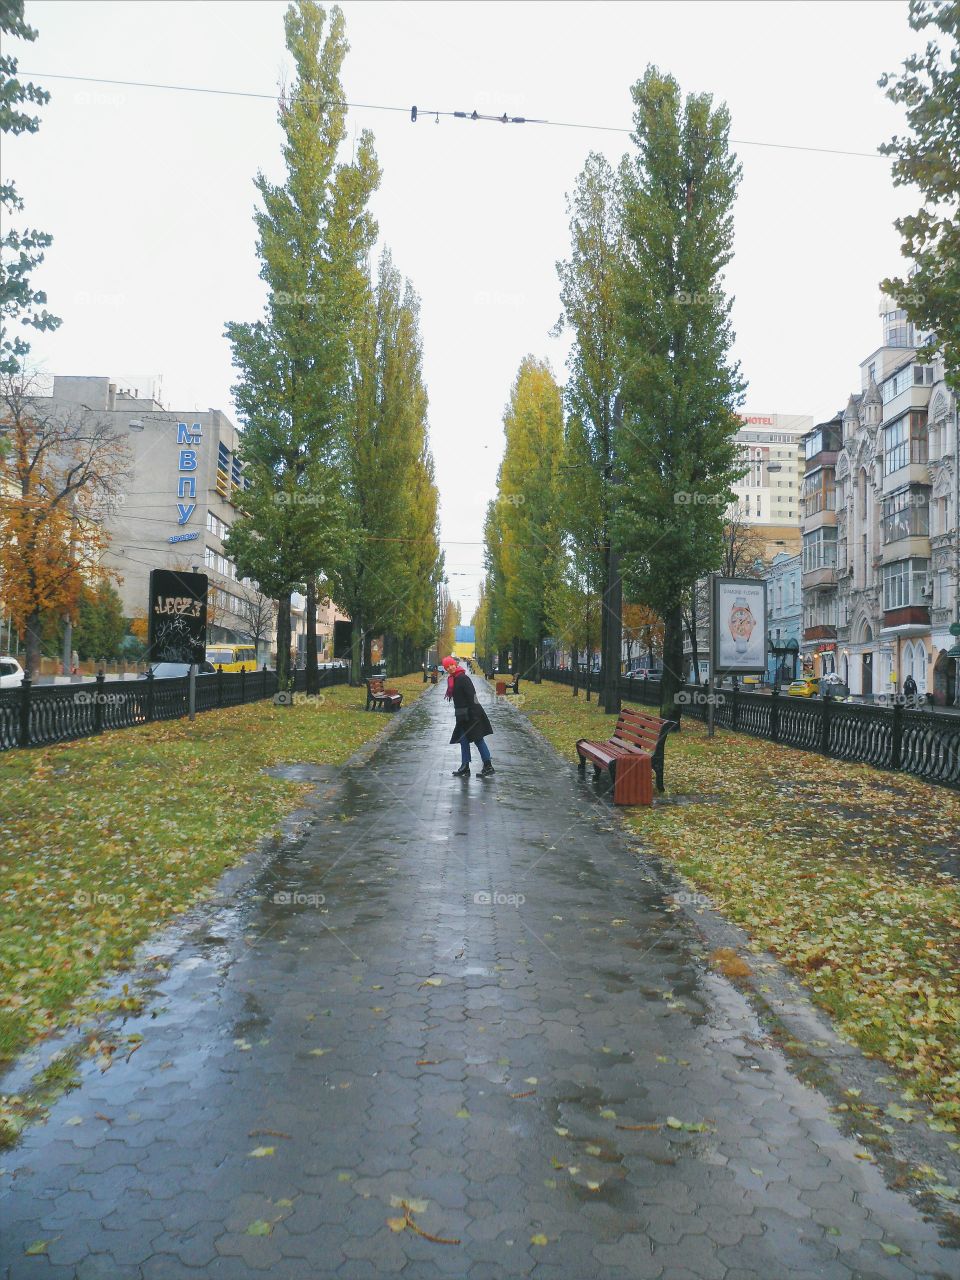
top-left (804, 299), bottom-right (959, 703)
top-left (27, 376), bottom-right (348, 663)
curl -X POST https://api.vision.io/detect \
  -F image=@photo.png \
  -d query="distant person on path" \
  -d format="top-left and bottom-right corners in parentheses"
top-left (903, 673), bottom-right (918, 704)
top-left (442, 655), bottom-right (495, 778)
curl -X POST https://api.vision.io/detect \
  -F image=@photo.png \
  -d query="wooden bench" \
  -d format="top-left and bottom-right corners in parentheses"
top-left (576, 708), bottom-right (676, 805)
top-left (365, 678), bottom-right (403, 712)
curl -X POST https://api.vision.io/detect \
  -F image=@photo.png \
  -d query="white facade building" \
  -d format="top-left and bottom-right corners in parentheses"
top-left (729, 413), bottom-right (811, 559)
top-left (825, 300), bottom-right (959, 704)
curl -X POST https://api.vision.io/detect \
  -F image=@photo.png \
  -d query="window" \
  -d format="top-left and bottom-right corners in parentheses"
top-left (216, 442), bottom-right (230, 498)
top-left (881, 487), bottom-right (929, 543)
top-left (803, 527), bottom-right (838, 573)
top-left (802, 468), bottom-right (835, 517)
top-left (882, 365), bottom-right (914, 404)
top-left (882, 558), bottom-right (930, 610)
top-left (205, 511), bottom-right (230, 540)
top-left (884, 411), bottom-right (927, 475)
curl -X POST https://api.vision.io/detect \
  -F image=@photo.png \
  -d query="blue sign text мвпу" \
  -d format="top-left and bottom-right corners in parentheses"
top-left (176, 422), bottom-right (202, 526)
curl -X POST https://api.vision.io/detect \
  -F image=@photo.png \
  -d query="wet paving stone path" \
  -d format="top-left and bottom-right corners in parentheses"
top-left (1, 687), bottom-right (956, 1279)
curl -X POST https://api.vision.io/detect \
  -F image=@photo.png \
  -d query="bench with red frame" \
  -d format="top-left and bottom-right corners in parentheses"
top-left (365, 677), bottom-right (403, 712)
top-left (575, 707), bottom-right (676, 805)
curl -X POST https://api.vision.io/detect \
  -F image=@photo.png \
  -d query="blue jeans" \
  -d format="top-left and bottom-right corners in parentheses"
top-left (460, 736), bottom-right (491, 766)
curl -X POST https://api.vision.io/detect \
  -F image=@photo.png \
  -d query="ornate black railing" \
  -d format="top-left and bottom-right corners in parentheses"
top-left (536, 669), bottom-right (960, 791)
top-left (0, 666), bottom-right (350, 752)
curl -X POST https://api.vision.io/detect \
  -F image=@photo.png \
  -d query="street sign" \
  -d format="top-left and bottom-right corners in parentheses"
top-left (148, 569), bottom-right (208, 664)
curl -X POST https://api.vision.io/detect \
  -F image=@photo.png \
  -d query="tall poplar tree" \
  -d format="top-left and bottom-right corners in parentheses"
top-left (615, 67), bottom-right (745, 719)
top-left (555, 152), bottom-right (626, 709)
top-left (225, 1), bottom-right (379, 687)
top-left (494, 357), bottom-right (565, 681)
top-left (328, 253), bottom-right (441, 680)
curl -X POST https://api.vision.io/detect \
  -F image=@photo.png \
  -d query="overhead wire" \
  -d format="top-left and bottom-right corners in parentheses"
top-left (22, 70), bottom-right (886, 161)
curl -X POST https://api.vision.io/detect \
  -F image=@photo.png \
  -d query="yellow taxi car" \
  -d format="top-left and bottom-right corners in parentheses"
top-left (205, 644), bottom-right (258, 673)
top-left (787, 676), bottom-right (820, 698)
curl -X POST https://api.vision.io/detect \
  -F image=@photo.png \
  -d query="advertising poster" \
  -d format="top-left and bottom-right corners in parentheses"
top-left (712, 576), bottom-right (767, 675)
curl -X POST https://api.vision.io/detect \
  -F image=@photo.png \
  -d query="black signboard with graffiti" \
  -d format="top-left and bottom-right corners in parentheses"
top-left (147, 570), bottom-right (208, 664)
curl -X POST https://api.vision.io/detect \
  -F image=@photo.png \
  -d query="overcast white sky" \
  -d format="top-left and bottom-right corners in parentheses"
top-left (6, 1), bottom-right (924, 618)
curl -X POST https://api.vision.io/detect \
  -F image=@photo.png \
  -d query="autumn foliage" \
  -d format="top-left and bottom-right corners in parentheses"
top-left (0, 371), bottom-right (129, 675)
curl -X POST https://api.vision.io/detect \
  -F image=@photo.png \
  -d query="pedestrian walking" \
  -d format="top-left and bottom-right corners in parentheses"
top-left (442, 655), bottom-right (494, 778)
top-left (903, 673), bottom-right (918, 705)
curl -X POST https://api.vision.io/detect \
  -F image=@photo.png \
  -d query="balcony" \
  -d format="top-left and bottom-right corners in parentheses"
top-left (881, 606), bottom-right (931, 636)
top-left (803, 624), bottom-right (837, 642)
top-left (803, 449), bottom-right (838, 474)
top-left (802, 566), bottom-right (837, 590)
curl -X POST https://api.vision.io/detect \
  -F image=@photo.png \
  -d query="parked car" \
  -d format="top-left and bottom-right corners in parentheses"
top-left (0, 656), bottom-right (25, 689)
top-left (787, 676), bottom-right (820, 698)
top-left (141, 661), bottom-right (216, 679)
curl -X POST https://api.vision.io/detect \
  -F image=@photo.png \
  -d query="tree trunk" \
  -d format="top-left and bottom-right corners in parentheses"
top-left (276, 593), bottom-right (291, 688)
top-left (384, 632), bottom-right (397, 678)
top-left (25, 609), bottom-right (43, 680)
top-left (572, 644), bottom-right (579, 697)
top-left (598, 541), bottom-right (610, 710)
top-left (688, 588), bottom-right (700, 684)
top-left (602, 543), bottom-right (622, 715)
top-left (305, 579), bottom-right (319, 694)
top-left (661, 603), bottom-right (685, 723)
top-left (350, 617), bottom-right (363, 686)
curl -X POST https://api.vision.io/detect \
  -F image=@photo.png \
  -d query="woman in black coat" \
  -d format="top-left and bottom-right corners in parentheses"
top-left (441, 656), bottom-right (494, 778)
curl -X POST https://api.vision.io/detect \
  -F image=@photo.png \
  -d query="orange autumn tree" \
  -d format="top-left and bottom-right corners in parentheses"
top-left (0, 370), bottom-right (129, 676)
top-left (622, 602), bottom-right (664, 671)
top-left (128, 609), bottom-right (149, 644)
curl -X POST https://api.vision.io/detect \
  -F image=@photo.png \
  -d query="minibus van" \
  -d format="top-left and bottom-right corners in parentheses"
top-left (205, 644), bottom-right (258, 672)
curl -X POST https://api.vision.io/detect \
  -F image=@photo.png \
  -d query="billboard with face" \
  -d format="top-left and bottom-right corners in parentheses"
top-left (712, 576), bottom-right (767, 675)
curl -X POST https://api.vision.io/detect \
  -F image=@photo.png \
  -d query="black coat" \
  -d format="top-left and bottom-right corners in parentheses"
top-left (448, 672), bottom-right (493, 744)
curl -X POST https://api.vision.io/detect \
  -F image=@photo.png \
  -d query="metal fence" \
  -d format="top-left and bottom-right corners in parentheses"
top-left (0, 666), bottom-right (350, 752)
top-left (536, 669), bottom-right (960, 791)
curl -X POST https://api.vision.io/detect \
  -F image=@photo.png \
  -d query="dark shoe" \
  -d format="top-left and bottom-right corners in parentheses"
top-left (453, 763), bottom-right (470, 777)
top-left (479, 762), bottom-right (495, 777)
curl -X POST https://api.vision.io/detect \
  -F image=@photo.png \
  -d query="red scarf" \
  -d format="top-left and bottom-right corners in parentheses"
top-left (444, 665), bottom-right (464, 698)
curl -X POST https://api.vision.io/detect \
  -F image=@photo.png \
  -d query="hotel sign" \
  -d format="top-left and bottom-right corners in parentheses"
top-left (175, 422), bottom-right (202, 526)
